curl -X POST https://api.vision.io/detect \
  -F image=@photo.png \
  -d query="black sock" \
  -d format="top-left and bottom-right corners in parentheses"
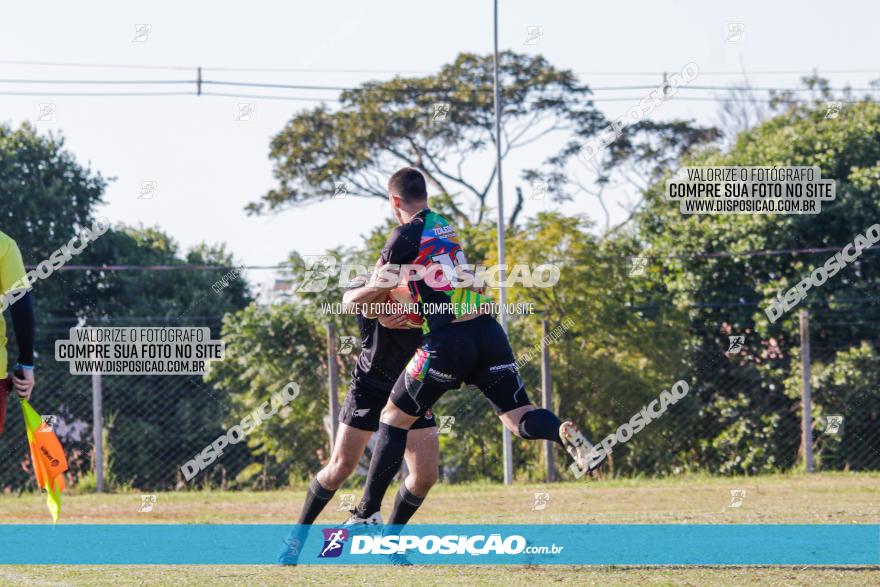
top-left (356, 423), bottom-right (408, 518)
top-left (518, 408), bottom-right (563, 445)
top-left (297, 478), bottom-right (336, 524)
top-left (388, 485), bottom-right (426, 527)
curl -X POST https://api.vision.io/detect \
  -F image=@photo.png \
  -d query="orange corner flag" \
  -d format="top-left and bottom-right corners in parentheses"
top-left (21, 399), bottom-right (68, 523)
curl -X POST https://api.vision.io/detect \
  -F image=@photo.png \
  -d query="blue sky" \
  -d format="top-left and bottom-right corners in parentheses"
top-left (1, 1), bottom-right (876, 290)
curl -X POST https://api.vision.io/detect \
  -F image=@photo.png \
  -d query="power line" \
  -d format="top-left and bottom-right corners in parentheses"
top-left (0, 60), bottom-right (428, 75)
top-left (576, 69), bottom-right (880, 77)
top-left (3, 60), bottom-right (879, 78)
top-left (632, 296), bottom-right (880, 310)
top-left (204, 80), bottom-right (389, 92)
top-left (593, 85), bottom-right (880, 93)
top-left (34, 264), bottom-right (283, 271)
top-left (0, 90), bottom-right (869, 104)
top-left (0, 91), bottom-right (193, 97)
top-left (203, 80), bottom-right (502, 93)
top-left (583, 96), bottom-right (866, 104)
top-left (0, 73), bottom-right (874, 105)
top-left (688, 84), bottom-right (878, 92)
top-left (643, 246), bottom-right (880, 261)
top-left (41, 316), bottom-right (225, 322)
top-left (25, 244), bottom-right (880, 272)
top-left (197, 79), bottom-right (880, 93)
top-left (205, 66), bottom-right (429, 75)
top-left (0, 60), bottom-right (193, 71)
top-left (2, 75), bottom-right (877, 94)
top-left (4, 92), bottom-right (861, 105)
top-left (0, 79), bottom-right (193, 85)
top-left (201, 91), bottom-right (331, 102)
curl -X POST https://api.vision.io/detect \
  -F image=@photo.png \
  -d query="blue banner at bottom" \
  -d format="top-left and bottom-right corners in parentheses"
top-left (0, 524), bottom-right (877, 565)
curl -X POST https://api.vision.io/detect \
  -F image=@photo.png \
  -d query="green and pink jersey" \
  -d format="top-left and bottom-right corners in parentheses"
top-left (380, 209), bottom-right (491, 333)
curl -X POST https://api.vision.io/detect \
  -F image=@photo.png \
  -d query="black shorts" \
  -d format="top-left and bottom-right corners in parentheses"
top-left (390, 315), bottom-right (532, 417)
top-left (339, 380), bottom-right (437, 432)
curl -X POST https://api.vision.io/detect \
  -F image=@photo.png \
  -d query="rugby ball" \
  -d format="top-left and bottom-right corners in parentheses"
top-left (385, 284), bottom-right (422, 327)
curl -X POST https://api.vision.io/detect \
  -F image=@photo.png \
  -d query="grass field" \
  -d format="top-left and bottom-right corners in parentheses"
top-left (1, 472), bottom-right (878, 585)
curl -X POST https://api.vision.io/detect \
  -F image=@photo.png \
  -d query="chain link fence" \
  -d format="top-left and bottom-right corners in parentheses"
top-left (1, 306), bottom-right (877, 493)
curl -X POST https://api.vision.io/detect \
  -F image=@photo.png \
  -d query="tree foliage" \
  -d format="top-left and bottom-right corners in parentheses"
top-left (0, 123), bottom-right (252, 491)
top-left (252, 52), bottom-right (605, 227)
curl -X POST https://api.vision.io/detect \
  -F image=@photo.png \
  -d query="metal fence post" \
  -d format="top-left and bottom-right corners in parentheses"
top-left (326, 323), bottom-right (340, 449)
top-left (541, 320), bottom-right (556, 482)
top-left (91, 368), bottom-right (104, 492)
top-left (800, 310), bottom-right (814, 472)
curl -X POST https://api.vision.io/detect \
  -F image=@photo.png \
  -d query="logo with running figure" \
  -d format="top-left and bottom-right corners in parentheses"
top-left (727, 335), bottom-right (745, 354)
top-left (824, 415), bottom-right (844, 435)
top-left (533, 492), bottom-right (550, 510)
top-left (728, 489), bottom-right (746, 508)
top-left (337, 493), bottom-right (356, 511)
top-left (318, 528), bottom-right (349, 558)
top-left (338, 336), bottom-right (357, 355)
top-left (432, 102), bottom-right (450, 122)
top-left (138, 495), bottom-right (157, 513)
top-left (437, 416), bottom-right (455, 434)
top-left (628, 256), bottom-right (648, 277)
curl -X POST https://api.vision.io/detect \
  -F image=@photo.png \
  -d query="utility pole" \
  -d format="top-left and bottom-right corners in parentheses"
top-left (541, 320), bottom-right (556, 482)
top-left (326, 323), bottom-right (340, 449)
top-left (493, 0), bottom-right (513, 485)
top-left (800, 310), bottom-right (814, 472)
top-left (91, 367), bottom-right (104, 493)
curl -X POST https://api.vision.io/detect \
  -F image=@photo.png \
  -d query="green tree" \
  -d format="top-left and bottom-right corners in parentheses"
top-left (490, 213), bottom-right (690, 476)
top-left (205, 302), bottom-right (329, 487)
top-left (636, 98), bottom-right (880, 473)
top-left (808, 342), bottom-right (880, 471)
top-left (88, 228), bottom-right (252, 490)
top-left (250, 52), bottom-right (605, 227)
top-left (533, 118), bottom-right (721, 237)
top-left (0, 123), bottom-right (253, 491)
top-left (205, 245), bottom-right (374, 487)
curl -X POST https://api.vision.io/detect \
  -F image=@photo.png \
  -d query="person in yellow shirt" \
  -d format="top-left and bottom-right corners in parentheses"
top-left (0, 230), bottom-right (35, 435)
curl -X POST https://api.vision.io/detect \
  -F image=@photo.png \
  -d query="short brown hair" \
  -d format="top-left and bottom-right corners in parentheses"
top-left (388, 167), bottom-right (427, 203)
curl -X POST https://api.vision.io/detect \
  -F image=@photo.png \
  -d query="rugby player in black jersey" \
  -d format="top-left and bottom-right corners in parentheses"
top-left (345, 168), bottom-right (596, 525)
top-left (293, 274), bottom-right (439, 530)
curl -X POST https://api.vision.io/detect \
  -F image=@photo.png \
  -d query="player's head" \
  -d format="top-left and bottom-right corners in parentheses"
top-left (387, 167), bottom-right (427, 222)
